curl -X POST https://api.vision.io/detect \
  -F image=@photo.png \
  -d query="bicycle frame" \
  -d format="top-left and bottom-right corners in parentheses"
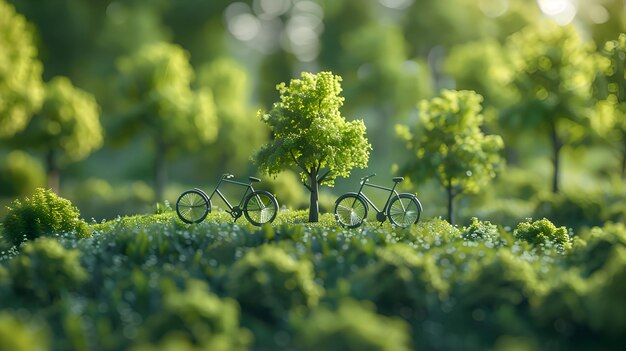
top-left (207, 174), bottom-right (255, 213)
top-left (354, 177), bottom-right (401, 216)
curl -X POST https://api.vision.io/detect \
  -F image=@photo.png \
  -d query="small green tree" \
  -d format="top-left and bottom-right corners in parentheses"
top-left (504, 22), bottom-right (598, 193)
top-left (396, 90), bottom-right (504, 224)
top-left (14, 77), bottom-right (102, 192)
top-left (116, 42), bottom-right (218, 201)
top-left (254, 71), bottom-right (371, 222)
top-left (0, 0), bottom-right (44, 139)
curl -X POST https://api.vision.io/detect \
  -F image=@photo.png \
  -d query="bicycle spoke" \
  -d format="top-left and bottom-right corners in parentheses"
top-left (389, 196), bottom-right (419, 227)
top-left (244, 191), bottom-right (277, 225)
top-left (335, 196), bottom-right (366, 227)
top-left (176, 190), bottom-right (209, 224)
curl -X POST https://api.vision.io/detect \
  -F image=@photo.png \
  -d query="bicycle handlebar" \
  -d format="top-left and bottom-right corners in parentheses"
top-left (360, 173), bottom-right (376, 181)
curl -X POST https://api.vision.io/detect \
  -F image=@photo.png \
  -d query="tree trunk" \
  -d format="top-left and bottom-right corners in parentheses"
top-left (549, 120), bottom-right (562, 193)
top-left (308, 173), bottom-right (319, 223)
top-left (155, 138), bottom-right (167, 203)
top-left (446, 179), bottom-right (454, 225)
top-left (622, 130), bottom-right (626, 178)
top-left (46, 149), bottom-right (60, 194)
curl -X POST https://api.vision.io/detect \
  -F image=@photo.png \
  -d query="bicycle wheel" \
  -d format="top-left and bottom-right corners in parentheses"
top-left (334, 193), bottom-right (368, 228)
top-left (243, 190), bottom-right (278, 226)
top-left (387, 193), bottom-right (421, 228)
top-left (176, 189), bottom-right (210, 224)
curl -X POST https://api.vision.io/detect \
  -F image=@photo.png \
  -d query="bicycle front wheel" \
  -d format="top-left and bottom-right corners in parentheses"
top-left (243, 190), bottom-right (278, 226)
top-left (334, 193), bottom-right (368, 228)
top-left (387, 193), bottom-right (421, 228)
top-left (176, 189), bottom-right (210, 224)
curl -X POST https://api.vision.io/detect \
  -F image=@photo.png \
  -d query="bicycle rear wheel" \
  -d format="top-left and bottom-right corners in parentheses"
top-left (387, 193), bottom-right (421, 228)
top-left (243, 190), bottom-right (278, 226)
top-left (176, 189), bottom-right (210, 224)
top-left (334, 193), bottom-right (368, 228)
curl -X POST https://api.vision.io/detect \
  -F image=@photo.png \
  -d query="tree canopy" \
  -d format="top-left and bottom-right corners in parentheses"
top-left (14, 76), bottom-right (102, 192)
top-left (254, 71), bottom-right (371, 222)
top-left (115, 42), bottom-right (218, 201)
top-left (397, 89), bottom-right (504, 224)
top-left (504, 22), bottom-right (598, 192)
top-left (0, 0), bottom-right (44, 139)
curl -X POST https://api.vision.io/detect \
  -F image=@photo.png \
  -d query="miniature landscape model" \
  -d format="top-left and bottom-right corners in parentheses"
top-left (1, 1), bottom-right (625, 350)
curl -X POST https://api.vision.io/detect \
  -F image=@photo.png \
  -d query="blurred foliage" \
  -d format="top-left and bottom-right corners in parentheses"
top-left (131, 279), bottom-right (252, 351)
top-left (0, 0), bottom-right (44, 139)
top-left (6, 237), bottom-right (87, 303)
top-left (293, 299), bottom-right (413, 351)
top-left (115, 41), bottom-right (218, 200)
top-left (504, 22), bottom-right (599, 192)
top-left (12, 76), bottom-right (103, 191)
top-left (2, 188), bottom-right (91, 246)
top-left (196, 57), bottom-right (267, 173)
top-left (225, 244), bottom-right (323, 321)
top-left (397, 89), bottom-right (504, 223)
top-left (0, 312), bottom-right (49, 351)
top-left (0, 150), bottom-right (46, 197)
top-left (594, 33), bottom-right (626, 176)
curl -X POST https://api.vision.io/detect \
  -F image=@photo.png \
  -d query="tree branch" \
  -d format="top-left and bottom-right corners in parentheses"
top-left (290, 150), bottom-right (309, 176)
top-left (317, 169), bottom-right (332, 185)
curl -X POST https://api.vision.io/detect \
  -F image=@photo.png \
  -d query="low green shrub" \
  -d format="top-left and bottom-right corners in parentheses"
top-left (7, 238), bottom-right (87, 303)
top-left (293, 299), bottom-right (412, 351)
top-left (568, 222), bottom-right (626, 276)
top-left (132, 279), bottom-right (251, 351)
top-left (461, 217), bottom-right (507, 246)
top-left (514, 218), bottom-right (571, 251)
top-left (349, 244), bottom-right (447, 317)
top-left (224, 245), bottom-right (323, 321)
top-left (2, 188), bottom-right (91, 246)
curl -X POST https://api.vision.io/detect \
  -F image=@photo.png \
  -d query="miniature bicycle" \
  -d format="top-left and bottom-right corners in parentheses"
top-left (334, 173), bottom-right (422, 228)
top-left (176, 174), bottom-right (278, 226)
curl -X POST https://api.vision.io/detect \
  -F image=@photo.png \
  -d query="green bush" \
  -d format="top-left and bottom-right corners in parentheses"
top-left (225, 245), bottom-right (323, 321)
top-left (0, 312), bottom-right (49, 351)
top-left (0, 151), bottom-right (45, 198)
top-left (533, 191), bottom-right (605, 230)
top-left (461, 217), bottom-right (507, 246)
top-left (8, 238), bottom-right (87, 303)
top-left (2, 188), bottom-right (91, 246)
top-left (349, 244), bottom-right (447, 317)
top-left (293, 300), bottom-right (412, 351)
top-left (514, 218), bottom-right (571, 251)
top-left (586, 246), bottom-right (626, 336)
top-left (132, 279), bottom-right (251, 351)
top-left (568, 222), bottom-right (626, 276)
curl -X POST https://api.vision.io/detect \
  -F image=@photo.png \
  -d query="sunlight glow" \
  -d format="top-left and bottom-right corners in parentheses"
top-left (478, 0), bottom-right (509, 18)
top-left (537, 0), bottom-right (577, 25)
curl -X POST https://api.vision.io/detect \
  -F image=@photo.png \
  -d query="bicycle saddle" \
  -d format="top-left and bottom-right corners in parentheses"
top-left (392, 177), bottom-right (404, 183)
top-left (249, 176), bottom-right (261, 183)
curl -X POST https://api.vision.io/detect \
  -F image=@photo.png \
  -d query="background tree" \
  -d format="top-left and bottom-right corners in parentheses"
top-left (396, 90), bottom-right (504, 224)
top-left (13, 77), bottom-right (102, 193)
top-left (0, 0), bottom-right (44, 139)
top-left (504, 22), bottom-right (598, 193)
top-left (254, 71), bottom-right (371, 222)
top-left (594, 34), bottom-right (626, 178)
top-left (115, 42), bottom-right (218, 202)
top-left (196, 58), bottom-right (267, 174)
